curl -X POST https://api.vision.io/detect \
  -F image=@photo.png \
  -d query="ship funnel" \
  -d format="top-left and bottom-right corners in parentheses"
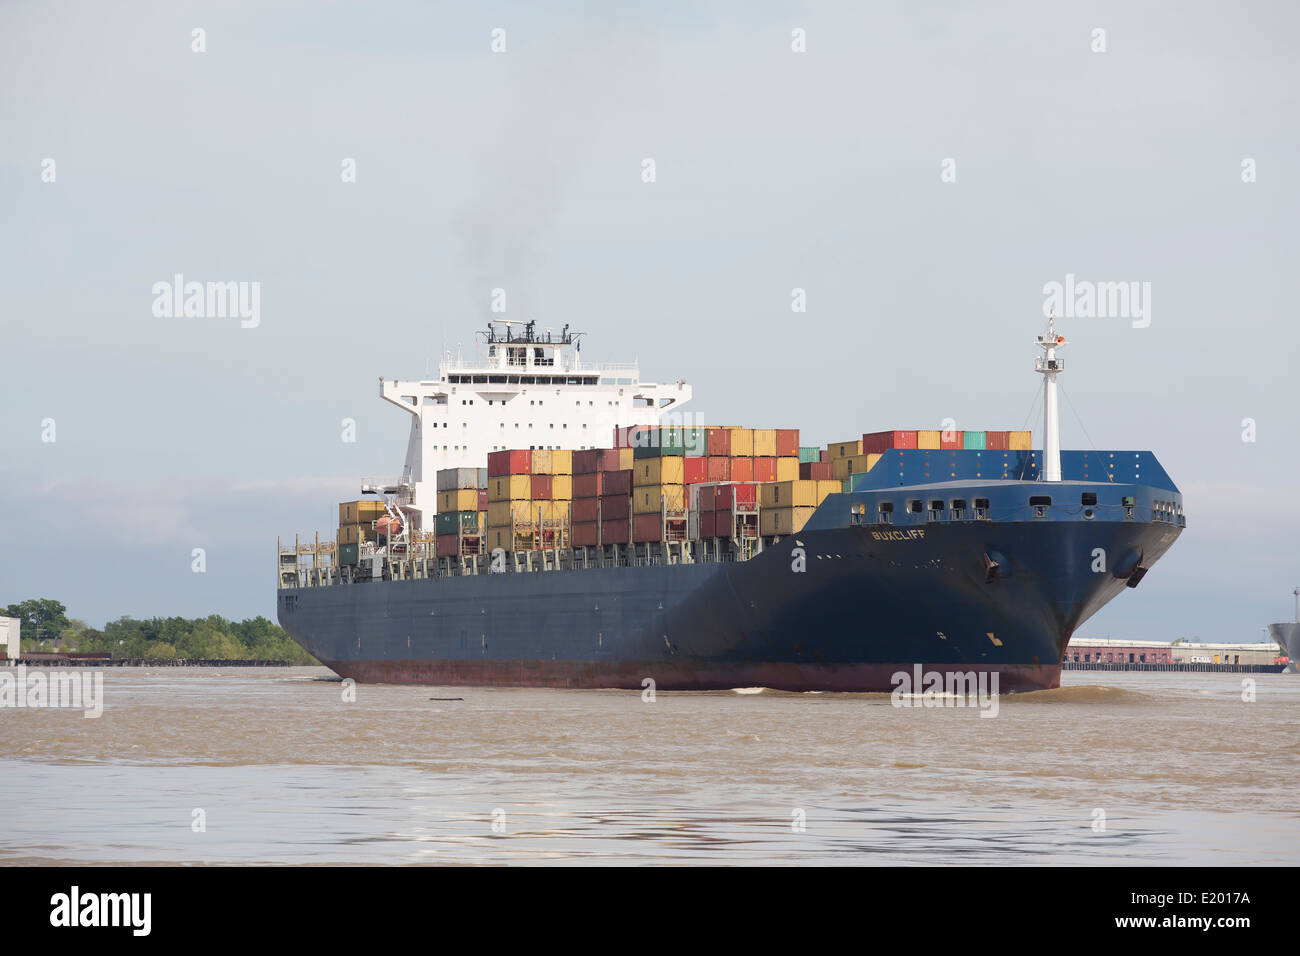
top-left (1034, 315), bottom-right (1066, 482)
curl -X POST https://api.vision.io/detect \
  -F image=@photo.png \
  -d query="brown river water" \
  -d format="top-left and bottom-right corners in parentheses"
top-left (1, 667), bottom-right (1296, 865)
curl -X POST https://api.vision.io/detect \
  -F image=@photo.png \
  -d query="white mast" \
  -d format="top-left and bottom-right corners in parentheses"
top-left (1034, 315), bottom-right (1066, 482)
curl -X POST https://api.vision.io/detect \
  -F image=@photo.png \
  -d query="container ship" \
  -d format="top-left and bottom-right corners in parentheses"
top-left (276, 317), bottom-right (1185, 692)
top-left (1267, 588), bottom-right (1299, 672)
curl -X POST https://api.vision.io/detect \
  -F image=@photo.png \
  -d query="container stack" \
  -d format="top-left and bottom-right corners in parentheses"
top-left (486, 448), bottom-right (574, 552)
top-left (864, 428), bottom-right (1030, 453)
top-left (570, 448), bottom-right (633, 547)
top-left (758, 480), bottom-right (842, 536)
top-left (828, 438), bottom-right (879, 483)
top-left (337, 499), bottom-right (386, 565)
top-left (695, 481), bottom-right (758, 541)
top-left (434, 467), bottom-right (487, 557)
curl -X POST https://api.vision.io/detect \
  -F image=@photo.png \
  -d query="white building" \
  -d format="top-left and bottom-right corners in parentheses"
top-left (0, 617), bottom-right (19, 664)
top-left (364, 320), bottom-right (693, 525)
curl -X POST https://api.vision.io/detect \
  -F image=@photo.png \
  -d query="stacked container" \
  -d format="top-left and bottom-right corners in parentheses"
top-left (434, 467), bottom-right (487, 557)
top-left (696, 481), bottom-right (758, 541)
top-left (338, 499), bottom-right (385, 564)
top-left (758, 480), bottom-right (842, 536)
top-left (571, 447), bottom-right (633, 547)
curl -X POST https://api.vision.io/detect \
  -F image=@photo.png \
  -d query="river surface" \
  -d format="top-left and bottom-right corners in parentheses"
top-left (1, 667), bottom-right (1296, 865)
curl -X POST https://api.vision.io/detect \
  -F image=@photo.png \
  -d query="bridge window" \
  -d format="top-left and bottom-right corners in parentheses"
top-left (877, 501), bottom-right (894, 524)
top-left (907, 499), bottom-right (923, 514)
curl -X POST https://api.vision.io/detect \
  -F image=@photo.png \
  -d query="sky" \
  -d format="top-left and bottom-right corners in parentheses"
top-left (1, 0), bottom-right (1297, 641)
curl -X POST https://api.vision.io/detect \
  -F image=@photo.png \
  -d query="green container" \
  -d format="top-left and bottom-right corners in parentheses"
top-left (798, 446), bottom-right (821, 463)
top-left (338, 542), bottom-right (359, 565)
top-left (963, 430), bottom-right (987, 450)
top-left (632, 426), bottom-right (703, 457)
top-left (845, 472), bottom-right (870, 492)
top-left (436, 510), bottom-right (480, 535)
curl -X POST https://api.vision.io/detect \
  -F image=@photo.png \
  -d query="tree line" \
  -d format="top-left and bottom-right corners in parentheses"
top-left (3, 598), bottom-right (316, 663)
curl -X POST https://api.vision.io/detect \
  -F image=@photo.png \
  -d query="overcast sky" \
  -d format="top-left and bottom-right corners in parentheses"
top-left (2, 0), bottom-right (1297, 642)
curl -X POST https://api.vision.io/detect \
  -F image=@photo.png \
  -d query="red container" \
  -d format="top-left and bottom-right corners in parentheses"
top-left (862, 430), bottom-right (918, 454)
top-left (752, 457), bottom-right (777, 483)
top-left (573, 472), bottom-right (602, 498)
top-left (488, 449), bottom-right (531, 477)
top-left (800, 461), bottom-right (833, 480)
top-left (477, 489), bottom-right (488, 512)
top-left (775, 429), bottom-right (800, 457)
top-left (706, 457), bottom-right (730, 482)
top-left (683, 456), bottom-right (707, 485)
top-left (712, 508), bottom-right (732, 537)
top-left (600, 494), bottom-right (630, 520)
top-left (572, 449), bottom-right (599, 474)
top-left (530, 475), bottom-right (552, 499)
top-left (696, 484), bottom-right (715, 512)
top-left (614, 425), bottom-right (653, 449)
top-left (601, 518), bottom-right (630, 544)
top-left (572, 497), bottom-right (599, 523)
top-left (730, 457), bottom-right (754, 482)
top-left (572, 521), bottom-right (599, 547)
top-left (940, 431), bottom-right (964, 450)
top-left (820, 448), bottom-right (829, 462)
top-left (601, 469), bottom-right (632, 496)
top-left (706, 428), bottom-right (731, 456)
top-left (715, 483), bottom-right (756, 508)
top-left (436, 533), bottom-right (460, 556)
top-left (597, 448), bottom-right (623, 471)
top-left (699, 512), bottom-right (716, 538)
top-left (632, 513), bottom-right (663, 543)
top-left (985, 430), bottom-right (1010, 450)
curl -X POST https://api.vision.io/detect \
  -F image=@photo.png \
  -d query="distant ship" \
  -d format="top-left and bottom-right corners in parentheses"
top-left (276, 317), bottom-right (1185, 692)
top-left (1267, 588), bottom-right (1299, 673)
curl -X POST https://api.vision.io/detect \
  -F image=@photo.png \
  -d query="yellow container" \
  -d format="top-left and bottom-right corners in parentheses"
top-left (530, 449), bottom-right (553, 474)
top-left (917, 430), bottom-right (941, 449)
top-left (816, 479), bottom-right (842, 503)
top-left (829, 440), bottom-right (862, 459)
top-left (752, 429), bottom-right (777, 457)
top-left (486, 526), bottom-right (527, 553)
top-left (550, 449), bottom-right (573, 475)
top-left (339, 500), bottom-right (385, 525)
top-left (618, 447), bottom-right (634, 470)
top-left (549, 474), bottom-right (573, 500)
top-left (760, 480), bottom-right (818, 509)
top-left (728, 428), bottom-right (754, 457)
top-left (832, 457), bottom-right (852, 481)
top-left (633, 485), bottom-right (686, 514)
top-left (1009, 431), bottom-right (1032, 450)
top-left (760, 507), bottom-right (816, 536)
top-left (437, 488), bottom-right (480, 513)
top-left (338, 524), bottom-right (376, 545)
top-left (634, 456), bottom-right (684, 487)
top-left (487, 500), bottom-right (533, 527)
top-left (488, 475), bottom-right (531, 502)
top-left (775, 457), bottom-right (800, 481)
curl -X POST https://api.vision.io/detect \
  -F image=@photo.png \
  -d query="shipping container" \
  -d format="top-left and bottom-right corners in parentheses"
top-left (618, 447), bottom-right (634, 471)
top-left (600, 494), bottom-right (631, 521)
top-left (699, 511), bottom-right (716, 539)
top-left (985, 430), bottom-right (1010, 450)
top-left (338, 542), bottom-right (359, 565)
top-left (760, 480), bottom-right (819, 509)
top-left (487, 449), bottom-right (531, 477)
top-left (799, 461), bottom-right (833, 480)
top-left (530, 475), bottom-right (552, 500)
top-left (572, 449), bottom-right (600, 475)
top-left (632, 513), bottom-right (666, 543)
top-left (601, 469), bottom-right (633, 497)
top-left (752, 457), bottom-right (777, 483)
top-left (798, 446), bottom-right (821, 463)
top-left (633, 485), bottom-right (686, 515)
top-left (832, 453), bottom-right (879, 481)
top-left (706, 427), bottom-right (731, 456)
top-left (816, 479), bottom-right (842, 502)
top-left (488, 474), bottom-right (531, 501)
top-left (917, 430), bottom-right (941, 449)
top-left (775, 429), bottom-right (800, 457)
top-left (435, 467), bottom-right (486, 492)
top-left (571, 521), bottom-right (599, 548)
top-left (940, 430), bottom-right (964, 450)
top-left (572, 497), bottom-right (600, 523)
top-left (861, 430), bottom-right (919, 454)
top-left (828, 440), bottom-right (862, 460)
top-left (434, 510), bottom-right (480, 536)
top-left (693, 483), bottom-right (716, 512)
top-left (487, 500), bottom-right (534, 527)
top-left (715, 483), bottom-right (757, 509)
top-left (573, 472), bottom-right (602, 499)
top-left (530, 449), bottom-right (553, 475)
top-left (437, 488), bottom-right (480, 513)
top-left (478, 489), bottom-right (488, 512)
top-left (683, 456), bottom-right (707, 485)
top-left (600, 518), bottom-right (630, 544)
top-left (760, 506), bottom-right (817, 536)
top-left (338, 499), bottom-right (385, 525)
top-left (634, 456), bottom-right (685, 487)
top-left (730, 457), bottom-right (754, 482)
top-left (962, 430), bottom-right (987, 450)
top-left (1009, 430), bottom-right (1032, 450)
top-left (633, 440), bottom-right (684, 459)
top-left (775, 457), bottom-right (800, 482)
top-left (752, 429), bottom-right (777, 457)
top-left (338, 523), bottom-right (376, 545)
top-left (706, 457), bottom-right (730, 482)
top-left (550, 449), bottom-right (573, 475)
top-left (728, 427), bottom-right (754, 457)
top-left (435, 533), bottom-right (461, 556)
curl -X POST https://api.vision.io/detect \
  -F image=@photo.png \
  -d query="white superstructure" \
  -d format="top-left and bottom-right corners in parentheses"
top-left (364, 321), bottom-right (693, 525)
top-left (1034, 315), bottom-right (1066, 483)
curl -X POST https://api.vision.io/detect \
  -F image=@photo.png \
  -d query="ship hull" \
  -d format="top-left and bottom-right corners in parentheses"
top-left (279, 517), bottom-right (1180, 693)
top-left (1267, 622), bottom-right (1299, 672)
